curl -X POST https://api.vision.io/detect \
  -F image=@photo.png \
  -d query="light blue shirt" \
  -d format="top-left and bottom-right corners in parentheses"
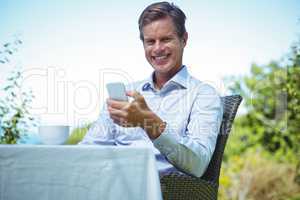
top-left (80, 66), bottom-right (223, 177)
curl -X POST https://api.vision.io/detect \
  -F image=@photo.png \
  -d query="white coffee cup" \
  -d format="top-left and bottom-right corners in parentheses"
top-left (38, 125), bottom-right (69, 145)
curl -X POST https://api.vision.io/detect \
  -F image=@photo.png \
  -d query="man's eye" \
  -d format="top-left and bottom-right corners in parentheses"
top-left (145, 40), bottom-right (154, 45)
top-left (162, 38), bottom-right (171, 43)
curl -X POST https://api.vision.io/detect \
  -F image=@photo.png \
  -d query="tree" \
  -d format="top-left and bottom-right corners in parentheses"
top-left (228, 39), bottom-right (300, 166)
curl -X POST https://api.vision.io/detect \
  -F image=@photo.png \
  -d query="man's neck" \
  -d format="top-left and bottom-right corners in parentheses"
top-left (154, 75), bottom-right (168, 89)
top-left (153, 65), bottom-right (183, 89)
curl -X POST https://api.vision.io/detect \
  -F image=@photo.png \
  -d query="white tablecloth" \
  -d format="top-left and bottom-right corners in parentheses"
top-left (0, 145), bottom-right (162, 200)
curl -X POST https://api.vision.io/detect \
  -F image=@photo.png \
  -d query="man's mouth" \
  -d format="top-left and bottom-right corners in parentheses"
top-left (152, 54), bottom-right (170, 64)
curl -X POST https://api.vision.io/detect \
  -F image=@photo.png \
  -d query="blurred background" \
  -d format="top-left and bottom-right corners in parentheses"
top-left (0, 0), bottom-right (299, 199)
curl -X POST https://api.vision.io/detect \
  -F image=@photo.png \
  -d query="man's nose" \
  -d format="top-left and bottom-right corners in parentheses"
top-left (153, 41), bottom-right (165, 53)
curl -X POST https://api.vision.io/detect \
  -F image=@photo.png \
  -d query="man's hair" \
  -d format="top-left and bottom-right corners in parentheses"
top-left (138, 2), bottom-right (187, 41)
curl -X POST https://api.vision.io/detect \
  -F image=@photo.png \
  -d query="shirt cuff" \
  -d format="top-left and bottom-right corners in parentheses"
top-left (152, 122), bottom-right (179, 156)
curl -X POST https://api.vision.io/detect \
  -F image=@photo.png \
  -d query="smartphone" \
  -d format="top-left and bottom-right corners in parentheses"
top-left (106, 82), bottom-right (128, 101)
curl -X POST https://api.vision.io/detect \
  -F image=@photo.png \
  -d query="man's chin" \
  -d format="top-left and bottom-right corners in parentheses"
top-left (152, 64), bottom-right (170, 73)
top-left (153, 68), bottom-right (169, 75)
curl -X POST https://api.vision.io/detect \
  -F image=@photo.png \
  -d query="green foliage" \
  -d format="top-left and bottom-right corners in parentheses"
top-left (0, 39), bottom-right (22, 64)
top-left (0, 39), bottom-right (37, 144)
top-left (221, 39), bottom-right (300, 199)
top-left (65, 124), bottom-right (90, 145)
top-left (227, 40), bottom-right (300, 164)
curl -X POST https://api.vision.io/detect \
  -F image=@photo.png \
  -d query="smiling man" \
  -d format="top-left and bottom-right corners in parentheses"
top-left (80, 2), bottom-right (223, 177)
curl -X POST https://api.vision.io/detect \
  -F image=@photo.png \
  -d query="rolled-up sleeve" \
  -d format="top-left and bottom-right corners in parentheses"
top-left (153, 84), bottom-right (223, 177)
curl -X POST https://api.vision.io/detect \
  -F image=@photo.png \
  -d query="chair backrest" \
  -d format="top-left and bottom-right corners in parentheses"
top-left (201, 95), bottom-right (242, 184)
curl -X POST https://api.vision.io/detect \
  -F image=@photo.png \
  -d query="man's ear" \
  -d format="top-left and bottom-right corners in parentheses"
top-left (182, 32), bottom-right (188, 46)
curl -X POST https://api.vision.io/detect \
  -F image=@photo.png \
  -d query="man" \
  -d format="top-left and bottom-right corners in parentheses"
top-left (80, 2), bottom-right (223, 177)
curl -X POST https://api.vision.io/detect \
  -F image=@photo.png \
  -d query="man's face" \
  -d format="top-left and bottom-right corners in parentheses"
top-left (142, 17), bottom-right (187, 77)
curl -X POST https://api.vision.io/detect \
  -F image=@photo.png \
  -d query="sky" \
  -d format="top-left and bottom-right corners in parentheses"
top-left (0, 0), bottom-right (299, 127)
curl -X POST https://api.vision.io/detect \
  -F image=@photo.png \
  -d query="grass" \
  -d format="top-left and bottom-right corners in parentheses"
top-left (219, 149), bottom-right (300, 200)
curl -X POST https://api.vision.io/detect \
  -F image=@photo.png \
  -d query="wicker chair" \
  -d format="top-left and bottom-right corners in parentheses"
top-left (160, 95), bottom-right (242, 200)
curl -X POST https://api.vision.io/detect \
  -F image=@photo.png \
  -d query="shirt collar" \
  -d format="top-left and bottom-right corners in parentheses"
top-left (142, 65), bottom-right (190, 91)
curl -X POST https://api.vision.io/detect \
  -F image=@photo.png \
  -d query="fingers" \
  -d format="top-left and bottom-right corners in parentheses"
top-left (110, 115), bottom-right (123, 125)
top-left (109, 114), bottom-right (120, 124)
top-left (108, 107), bottom-right (126, 125)
top-left (107, 91), bottom-right (147, 128)
top-left (107, 99), bottom-right (128, 110)
top-left (108, 109), bottom-right (133, 127)
top-left (107, 106), bottom-right (127, 118)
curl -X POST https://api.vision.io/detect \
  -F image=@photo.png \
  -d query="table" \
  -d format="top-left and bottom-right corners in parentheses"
top-left (0, 145), bottom-right (162, 200)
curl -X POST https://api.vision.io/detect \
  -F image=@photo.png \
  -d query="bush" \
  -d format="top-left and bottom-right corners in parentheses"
top-left (227, 39), bottom-right (300, 165)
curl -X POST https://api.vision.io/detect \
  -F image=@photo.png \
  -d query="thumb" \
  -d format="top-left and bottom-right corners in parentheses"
top-left (126, 90), bottom-right (141, 100)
